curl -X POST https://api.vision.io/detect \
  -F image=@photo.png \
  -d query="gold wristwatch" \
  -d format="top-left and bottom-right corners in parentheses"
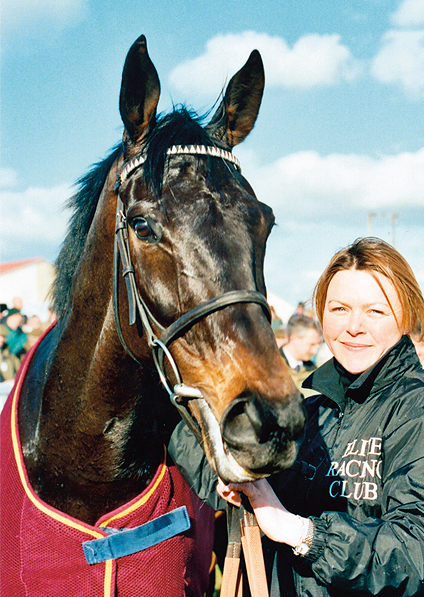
top-left (293, 517), bottom-right (314, 556)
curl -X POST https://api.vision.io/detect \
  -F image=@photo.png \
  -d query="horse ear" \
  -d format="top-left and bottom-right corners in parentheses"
top-left (206, 50), bottom-right (265, 147)
top-left (119, 35), bottom-right (160, 144)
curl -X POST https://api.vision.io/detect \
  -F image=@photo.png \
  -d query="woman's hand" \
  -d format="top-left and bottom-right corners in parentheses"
top-left (216, 478), bottom-right (308, 547)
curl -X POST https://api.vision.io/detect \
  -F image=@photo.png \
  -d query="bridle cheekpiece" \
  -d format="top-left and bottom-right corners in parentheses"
top-left (112, 144), bottom-right (269, 428)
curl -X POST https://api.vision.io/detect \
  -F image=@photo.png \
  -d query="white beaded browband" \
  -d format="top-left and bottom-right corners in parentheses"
top-left (118, 144), bottom-right (241, 187)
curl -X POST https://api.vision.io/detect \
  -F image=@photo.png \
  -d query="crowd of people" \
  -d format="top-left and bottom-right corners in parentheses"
top-left (0, 297), bottom-right (55, 385)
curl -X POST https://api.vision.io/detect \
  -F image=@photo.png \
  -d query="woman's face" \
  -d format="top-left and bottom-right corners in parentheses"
top-left (322, 269), bottom-right (403, 374)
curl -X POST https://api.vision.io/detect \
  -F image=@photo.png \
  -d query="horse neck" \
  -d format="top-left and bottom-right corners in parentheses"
top-left (49, 161), bottom-right (137, 406)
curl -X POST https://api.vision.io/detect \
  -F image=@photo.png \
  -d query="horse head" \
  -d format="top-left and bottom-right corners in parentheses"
top-left (115, 35), bottom-right (305, 483)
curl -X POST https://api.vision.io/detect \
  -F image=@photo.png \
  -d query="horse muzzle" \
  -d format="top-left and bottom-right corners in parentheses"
top-left (220, 392), bottom-right (305, 478)
top-left (189, 389), bottom-right (305, 483)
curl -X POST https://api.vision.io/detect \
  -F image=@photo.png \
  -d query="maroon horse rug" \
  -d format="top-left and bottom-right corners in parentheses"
top-left (0, 331), bottom-right (215, 597)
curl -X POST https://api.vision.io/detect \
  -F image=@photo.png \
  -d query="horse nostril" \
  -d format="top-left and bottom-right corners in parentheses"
top-left (221, 395), bottom-right (275, 448)
top-left (244, 398), bottom-right (274, 442)
top-left (220, 392), bottom-right (305, 475)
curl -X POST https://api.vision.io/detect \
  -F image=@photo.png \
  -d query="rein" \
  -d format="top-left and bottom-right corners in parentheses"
top-left (112, 145), bottom-right (271, 421)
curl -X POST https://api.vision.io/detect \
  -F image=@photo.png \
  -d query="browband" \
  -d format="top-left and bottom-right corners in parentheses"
top-left (118, 144), bottom-right (241, 188)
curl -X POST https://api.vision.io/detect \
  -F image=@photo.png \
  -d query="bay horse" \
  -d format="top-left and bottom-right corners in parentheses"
top-left (0, 35), bottom-right (305, 596)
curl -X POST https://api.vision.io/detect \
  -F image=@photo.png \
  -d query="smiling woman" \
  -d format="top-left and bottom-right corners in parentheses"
top-left (322, 269), bottom-right (404, 374)
top-left (170, 236), bottom-right (424, 597)
top-left (314, 236), bottom-right (424, 343)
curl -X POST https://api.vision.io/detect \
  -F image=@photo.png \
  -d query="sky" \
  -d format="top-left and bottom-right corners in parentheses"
top-left (1, 0), bottom-right (424, 313)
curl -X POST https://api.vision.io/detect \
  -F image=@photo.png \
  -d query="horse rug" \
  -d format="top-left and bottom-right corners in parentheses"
top-left (0, 339), bottom-right (215, 597)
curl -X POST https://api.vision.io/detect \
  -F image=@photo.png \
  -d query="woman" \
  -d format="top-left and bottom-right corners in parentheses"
top-left (169, 237), bottom-right (424, 596)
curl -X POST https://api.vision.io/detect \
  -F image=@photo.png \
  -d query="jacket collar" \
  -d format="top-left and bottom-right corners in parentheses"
top-left (302, 335), bottom-right (420, 411)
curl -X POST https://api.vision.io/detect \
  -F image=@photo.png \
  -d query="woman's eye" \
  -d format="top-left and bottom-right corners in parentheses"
top-left (133, 218), bottom-right (152, 239)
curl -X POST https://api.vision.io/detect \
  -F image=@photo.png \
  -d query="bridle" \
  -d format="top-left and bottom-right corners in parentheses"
top-left (112, 144), bottom-right (271, 420)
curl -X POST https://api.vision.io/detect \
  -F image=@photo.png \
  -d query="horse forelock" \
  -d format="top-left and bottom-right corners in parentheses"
top-left (141, 106), bottom-right (226, 196)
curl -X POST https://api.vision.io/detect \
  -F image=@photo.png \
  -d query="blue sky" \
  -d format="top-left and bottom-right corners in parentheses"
top-left (1, 0), bottom-right (424, 312)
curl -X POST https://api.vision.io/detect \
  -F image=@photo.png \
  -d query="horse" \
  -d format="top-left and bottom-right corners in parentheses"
top-left (0, 35), bottom-right (305, 597)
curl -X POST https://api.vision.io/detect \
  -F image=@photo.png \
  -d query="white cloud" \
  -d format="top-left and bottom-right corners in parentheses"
top-left (168, 31), bottom-right (360, 99)
top-left (235, 146), bottom-right (424, 219)
top-left (2, 0), bottom-right (88, 33)
top-left (391, 0), bottom-right (424, 27)
top-left (0, 181), bottom-right (70, 261)
top-left (255, 144), bottom-right (424, 301)
top-left (371, 30), bottom-right (424, 96)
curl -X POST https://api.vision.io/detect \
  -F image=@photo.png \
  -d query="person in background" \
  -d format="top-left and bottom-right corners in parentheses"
top-left (1, 297), bottom-right (26, 323)
top-left (274, 325), bottom-right (288, 349)
top-left (4, 311), bottom-right (27, 360)
top-left (292, 301), bottom-right (305, 317)
top-left (280, 315), bottom-right (322, 398)
top-left (0, 324), bottom-right (21, 382)
top-left (170, 237), bottom-right (424, 597)
top-left (270, 306), bottom-right (283, 331)
top-left (11, 296), bottom-right (24, 314)
top-left (22, 315), bottom-right (44, 350)
top-left (410, 321), bottom-right (424, 367)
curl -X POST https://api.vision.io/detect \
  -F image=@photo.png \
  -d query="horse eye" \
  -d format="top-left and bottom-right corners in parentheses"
top-left (132, 218), bottom-right (153, 240)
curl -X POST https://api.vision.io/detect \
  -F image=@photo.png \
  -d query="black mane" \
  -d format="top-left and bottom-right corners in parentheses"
top-left (51, 107), bottom-right (220, 315)
top-left (51, 144), bottom-right (122, 316)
